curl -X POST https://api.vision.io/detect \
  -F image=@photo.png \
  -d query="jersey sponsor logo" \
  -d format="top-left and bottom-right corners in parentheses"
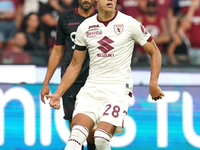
top-left (97, 36), bottom-right (114, 57)
top-left (140, 24), bottom-right (148, 34)
top-left (68, 22), bottom-right (80, 26)
top-left (88, 24), bottom-right (99, 29)
top-left (114, 24), bottom-right (124, 35)
top-left (97, 53), bottom-right (114, 57)
top-left (86, 29), bottom-right (102, 38)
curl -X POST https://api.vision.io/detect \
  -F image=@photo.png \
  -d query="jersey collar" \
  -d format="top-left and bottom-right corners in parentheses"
top-left (97, 10), bottom-right (118, 27)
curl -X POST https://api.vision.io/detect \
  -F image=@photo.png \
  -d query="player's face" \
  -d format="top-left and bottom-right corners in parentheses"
top-left (79, 0), bottom-right (95, 11)
top-left (97, 0), bottom-right (117, 13)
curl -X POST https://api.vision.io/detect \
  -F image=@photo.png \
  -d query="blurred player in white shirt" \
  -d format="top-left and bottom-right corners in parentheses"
top-left (46, 0), bottom-right (165, 149)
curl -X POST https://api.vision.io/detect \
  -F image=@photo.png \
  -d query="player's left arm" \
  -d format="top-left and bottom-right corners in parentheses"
top-left (142, 40), bottom-right (165, 101)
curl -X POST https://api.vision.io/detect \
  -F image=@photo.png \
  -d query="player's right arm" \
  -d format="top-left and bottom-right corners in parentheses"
top-left (41, 45), bottom-right (64, 104)
top-left (46, 49), bottom-right (86, 109)
top-left (41, 12), bottom-right (67, 104)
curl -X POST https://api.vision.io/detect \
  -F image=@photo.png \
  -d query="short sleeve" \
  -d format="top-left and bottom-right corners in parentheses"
top-left (75, 24), bottom-right (87, 51)
top-left (54, 14), bottom-right (66, 45)
top-left (131, 19), bottom-right (152, 46)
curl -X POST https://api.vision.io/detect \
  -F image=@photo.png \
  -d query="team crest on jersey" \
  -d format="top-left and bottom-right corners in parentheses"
top-left (86, 29), bottom-right (102, 38)
top-left (113, 24), bottom-right (124, 35)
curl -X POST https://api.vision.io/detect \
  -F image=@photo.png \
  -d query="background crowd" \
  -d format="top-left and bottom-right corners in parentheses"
top-left (0, 0), bottom-right (199, 66)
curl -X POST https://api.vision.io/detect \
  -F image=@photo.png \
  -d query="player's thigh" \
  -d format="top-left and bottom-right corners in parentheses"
top-left (96, 121), bottom-right (116, 136)
top-left (72, 113), bottom-right (94, 131)
top-left (62, 92), bottom-right (75, 120)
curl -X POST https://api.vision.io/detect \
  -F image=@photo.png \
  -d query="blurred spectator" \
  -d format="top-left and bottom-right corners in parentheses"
top-left (20, 12), bottom-right (47, 51)
top-left (15, 0), bottom-right (24, 29)
top-left (0, 0), bottom-right (24, 51)
top-left (40, 0), bottom-right (49, 3)
top-left (38, 1), bottom-right (58, 49)
top-left (23, 0), bottom-right (39, 16)
top-left (49, 0), bottom-right (75, 13)
top-left (38, 0), bottom-right (74, 49)
top-left (156, 0), bottom-right (173, 19)
top-left (116, 0), bottom-right (173, 33)
top-left (0, 31), bottom-right (31, 64)
top-left (167, 13), bottom-right (191, 65)
top-left (116, 0), bottom-right (147, 18)
top-left (23, 0), bottom-right (52, 16)
top-left (136, 0), bottom-right (170, 53)
top-left (155, 0), bottom-right (174, 33)
top-left (180, 0), bottom-right (200, 65)
top-left (173, 0), bottom-right (191, 14)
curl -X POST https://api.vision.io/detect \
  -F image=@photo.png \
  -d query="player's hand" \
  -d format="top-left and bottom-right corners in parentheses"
top-left (46, 94), bottom-right (61, 110)
top-left (41, 84), bottom-right (50, 104)
top-left (149, 84), bottom-right (165, 101)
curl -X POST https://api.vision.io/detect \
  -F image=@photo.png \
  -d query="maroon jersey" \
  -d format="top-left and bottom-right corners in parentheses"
top-left (55, 7), bottom-right (97, 83)
top-left (181, 7), bottom-right (200, 48)
top-left (1, 49), bottom-right (31, 64)
top-left (155, 0), bottom-right (173, 19)
top-left (117, 0), bottom-right (144, 18)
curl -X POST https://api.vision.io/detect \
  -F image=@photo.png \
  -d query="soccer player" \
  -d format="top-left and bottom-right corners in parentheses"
top-left (40, 0), bottom-right (97, 149)
top-left (46, 0), bottom-right (165, 149)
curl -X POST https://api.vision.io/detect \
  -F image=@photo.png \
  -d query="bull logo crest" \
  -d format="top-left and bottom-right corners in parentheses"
top-left (114, 24), bottom-right (124, 35)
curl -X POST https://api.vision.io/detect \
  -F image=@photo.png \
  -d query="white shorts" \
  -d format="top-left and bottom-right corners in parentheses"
top-left (73, 81), bottom-right (132, 134)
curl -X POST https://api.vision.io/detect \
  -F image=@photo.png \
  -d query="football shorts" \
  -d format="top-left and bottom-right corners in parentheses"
top-left (73, 81), bottom-right (132, 134)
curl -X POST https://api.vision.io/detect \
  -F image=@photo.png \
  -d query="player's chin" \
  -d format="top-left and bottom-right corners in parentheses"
top-left (105, 8), bottom-right (115, 13)
top-left (82, 4), bottom-right (91, 10)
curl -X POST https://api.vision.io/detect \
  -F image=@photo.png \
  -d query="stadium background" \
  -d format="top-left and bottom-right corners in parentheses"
top-left (0, 0), bottom-right (200, 149)
top-left (0, 65), bottom-right (200, 150)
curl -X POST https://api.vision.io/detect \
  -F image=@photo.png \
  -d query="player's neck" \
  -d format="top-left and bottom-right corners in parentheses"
top-left (78, 7), bottom-right (94, 17)
top-left (97, 10), bottom-right (116, 22)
